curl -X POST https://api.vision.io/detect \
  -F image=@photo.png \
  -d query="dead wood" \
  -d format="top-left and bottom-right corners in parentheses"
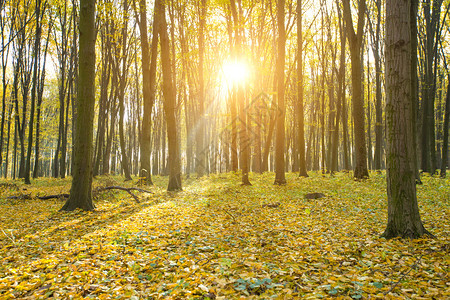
top-left (304, 193), bottom-right (326, 200)
top-left (5, 186), bottom-right (153, 203)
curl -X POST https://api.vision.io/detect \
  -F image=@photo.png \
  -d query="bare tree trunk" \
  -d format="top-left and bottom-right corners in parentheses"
top-left (24, 0), bottom-right (43, 184)
top-left (157, 0), bottom-right (181, 191)
top-left (33, 18), bottom-right (51, 179)
top-left (296, 0), bottom-right (308, 177)
top-left (343, 0), bottom-right (369, 179)
top-left (441, 78), bottom-right (449, 178)
top-left (61, 0), bottom-right (96, 211)
top-left (332, 2), bottom-right (345, 173)
top-left (137, 0), bottom-right (158, 184)
top-left (383, 0), bottom-right (430, 239)
top-left (196, 0), bottom-right (207, 177)
top-left (230, 0), bottom-right (250, 185)
top-left (274, 0), bottom-right (286, 184)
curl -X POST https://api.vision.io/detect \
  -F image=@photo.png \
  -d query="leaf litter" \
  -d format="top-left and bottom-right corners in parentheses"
top-left (0, 172), bottom-right (448, 299)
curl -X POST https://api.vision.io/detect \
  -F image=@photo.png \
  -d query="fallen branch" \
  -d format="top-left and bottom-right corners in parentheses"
top-left (262, 202), bottom-right (280, 208)
top-left (224, 210), bottom-right (237, 223)
top-left (6, 194), bottom-right (32, 200)
top-left (93, 186), bottom-right (154, 203)
top-left (95, 186), bottom-right (153, 194)
top-left (5, 186), bottom-right (153, 203)
top-left (385, 256), bottom-right (422, 295)
top-left (37, 194), bottom-right (69, 200)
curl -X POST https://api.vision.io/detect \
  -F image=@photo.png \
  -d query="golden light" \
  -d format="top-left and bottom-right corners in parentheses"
top-left (221, 59), bottom-right (250, 88)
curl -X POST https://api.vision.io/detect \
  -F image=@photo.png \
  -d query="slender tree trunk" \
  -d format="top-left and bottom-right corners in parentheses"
top-left (93, 28), bottom-right (109, 176)
top-left (343, 0), bottom-right (369, 179)
top-left (33, 18), bottom-right (51, 179)
top-left (118, 0), bottom-right (132, 181)
top-left (4, 103), bottom-right (12, 178)
top-left (196, 0), bottom-right (207, 178)
top-left (441, 78), bottom-right (449, 178)
top-left (24, 0), bottom-right (43, 184)
top-left (421, 0), bottom-right (443, 174)
top-left (332, 4), bottom-right (345, 173)
top-left (274, 0), bottom-right (286, 184)
top-left (297, 0), bottom-right (308, 177)
top-left (411, 0), bottom-right (422, 183)
top-left (157, 0), bottom-right (181, 191)
top-left (230, 0), bottom-right (250, 185)
top-left (138, 0), bottom-right (158, 184)
top-left (369, 0), bottom-right (383, 171)
top-left (366, 43), bottom-right (372, 170)
top-left (230, 89), bottom-right (238, 172)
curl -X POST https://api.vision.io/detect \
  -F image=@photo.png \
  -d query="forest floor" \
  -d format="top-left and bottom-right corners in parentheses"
top-left (0, 172), bottom-right (448, 299)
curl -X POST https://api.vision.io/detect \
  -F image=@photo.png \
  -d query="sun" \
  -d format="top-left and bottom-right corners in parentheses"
top-left (221, 59), bottom-right (250, 89)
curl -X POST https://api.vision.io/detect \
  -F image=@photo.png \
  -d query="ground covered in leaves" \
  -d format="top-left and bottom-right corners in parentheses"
top-left (0, 172), bottom-right (448, 299)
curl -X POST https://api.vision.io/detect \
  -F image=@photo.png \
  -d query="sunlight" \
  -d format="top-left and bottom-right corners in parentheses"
top-left (221, 59), bottom-right (250, 89)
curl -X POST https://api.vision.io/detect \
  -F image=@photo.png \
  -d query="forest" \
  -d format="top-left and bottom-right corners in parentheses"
top-left (0, 0), bottom-right (449, 298)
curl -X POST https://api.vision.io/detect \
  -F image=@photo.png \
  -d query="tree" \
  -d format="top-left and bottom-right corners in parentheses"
top-left (274, 0), bottom-right (286, 184)
top-left (137, 0), bottom-right (158, 185)
top-left (61, 0), bottom-right (96, 211)
top-left (117, 0), bottom-right (132, 181)
top-left (441, 76), bottom-right (449, 178)
top-left (331, 0), bottom-right (346, 174)
top-left (230, 0), bottom-right (251, 185)
top-left (367, 0), bottom-right (383, 171)
top-left (342, 0), bottom-right (369, 179)
top-left (196, 0), bottom-right (206, 178)
top-left (420, 0), bottom-right (443, 174)
top-left (382, 0), bottom-right (430, 239)
top-left (24, 0), bottom-right (44, 184)
top-left (157, 0), bottom-right (182, 191)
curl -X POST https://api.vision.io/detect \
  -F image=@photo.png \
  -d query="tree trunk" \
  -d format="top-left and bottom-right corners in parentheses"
top-left (410, 0), bottom-right (422, 183)
top-left (440, 78), bottom-right (449, 178)
top-left (196, 0), bottom-right (207, 178)
top-left (118, 0), bottom-right (132, 181)
top-left (297, 0), bottom-right (308, 177)
top-left (138, 0), bottom-right (158, 185)
top-left (230, 0), bottom-right (250, 185)
top-left (24, 0), bottom-right (42, 184)
top-left (420, 0), bottom-right (443, 174)
top-left (368, 0), bottom-right (383, 171)
top-left (93, 28), bottom-right (109, 176)
top-left (343, 0), bottom-right (369, 179)
top-left (274, 0), bottom-right (286, 184)
top-left (332, 3), bottom-right (345, 173)
top-left (157, 0), bottom-right (181, 191)
top-left (61, 0), bottom-right (96, 211)
top-left (33, 18), bottom-right (51, 179)
top-left (382, 0), bottom-right (430, 239)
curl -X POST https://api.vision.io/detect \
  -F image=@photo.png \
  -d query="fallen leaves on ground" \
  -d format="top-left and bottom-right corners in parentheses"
top-left (0, 172), bottom-right (448, 299)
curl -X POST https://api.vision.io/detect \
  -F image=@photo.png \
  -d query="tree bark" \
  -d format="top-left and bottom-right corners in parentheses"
top-left (61, 0), bottom-right (96, 211)
top-left (24, 0), bottom-right (42, 184)
top-left (118, 0), bottom-right (132, 181)
top-left (33, 22), bottom-right (51, 178)
top-left (274, 0), bottom-right (286, 184)
top-left (296, 0), bottom-right (308, 177)
top-left (343, 0), bottom-right (369, 179)
top-left (157, 0), bottom-right (182, 191)
top-left (382, 0), bottom-right (430, 239)
top-left (230, 0), bottom-right (250, 185)
top-left (440, 78), bottom-right (449, 178)
top-left (332, 2), bottom-right (345, 173)
top-left (196, 0), bottom-right (207, 178)
top-left (137, 0), bottom-right (158, 185)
